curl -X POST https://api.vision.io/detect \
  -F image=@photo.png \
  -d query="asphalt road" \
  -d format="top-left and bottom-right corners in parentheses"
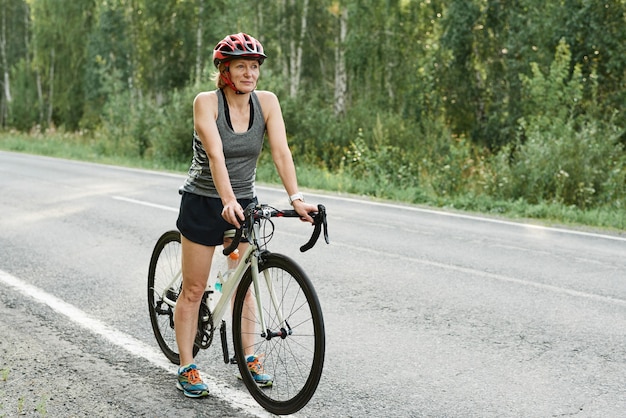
top-left (1, 151), bottom-right (625, 417)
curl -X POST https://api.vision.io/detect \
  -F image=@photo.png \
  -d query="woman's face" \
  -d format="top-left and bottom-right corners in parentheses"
top-left (226, 59), bottom-right (260, 92)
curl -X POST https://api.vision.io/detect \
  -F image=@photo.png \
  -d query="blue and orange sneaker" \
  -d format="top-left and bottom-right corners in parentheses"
top-left (246, 354), bottom-right (273, 387)
top-left (176, 364), bottom-right (209, 398)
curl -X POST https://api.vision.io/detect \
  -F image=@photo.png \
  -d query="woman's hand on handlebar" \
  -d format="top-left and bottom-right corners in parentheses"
top-left (221, 199), bottom-right (245, 229)
top-left (292, 200), bottom-right (317, 223)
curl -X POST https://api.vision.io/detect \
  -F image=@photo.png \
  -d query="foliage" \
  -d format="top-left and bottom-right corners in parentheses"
top-left (2, 129), bottom-right (624, 231)
top-left (28, 0), bottom-right (98, 130)
top-left (491, 40), bottom-right (625, 209)
top-left (0, 0), bottom-right (625, 221)
top-left (146, 85), bottom-right (196, 165)
top-left (8, 59), bottom-right (40, 130)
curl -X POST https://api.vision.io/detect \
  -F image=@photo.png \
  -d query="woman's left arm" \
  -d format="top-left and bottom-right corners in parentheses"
top-left (260, 91), bottom-right (317, 222)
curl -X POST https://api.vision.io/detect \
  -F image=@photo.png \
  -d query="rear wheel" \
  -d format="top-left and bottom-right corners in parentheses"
top-left (147, 230), bottom-right (199, 364)
top-left (232, 253), bottom-right (325, 415)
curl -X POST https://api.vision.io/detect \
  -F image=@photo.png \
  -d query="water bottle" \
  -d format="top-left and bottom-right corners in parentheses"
top-left (215, 249), bottom-right (239, 293)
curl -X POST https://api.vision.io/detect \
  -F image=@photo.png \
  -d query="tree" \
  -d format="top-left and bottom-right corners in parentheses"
top-left (332, 1), bottom-right (347, 115)
top-left (1, 0), bottom-right (31, 127)
top-left (287, 0), bottom-right (309, 98)
top-left (560, 0), bottom-right (626, 135)
top-left (28, 0), bottom-right (96, 129)
top-left (1, 0), bottom-right (12, 125)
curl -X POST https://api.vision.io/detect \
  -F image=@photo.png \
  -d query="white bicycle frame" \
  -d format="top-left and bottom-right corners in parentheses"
top-left (161, 221), bottom-right (287, 337)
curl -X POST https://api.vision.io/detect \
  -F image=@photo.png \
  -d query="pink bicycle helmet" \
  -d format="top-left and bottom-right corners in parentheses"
top-left (213, 33), bottom-right (266, 67)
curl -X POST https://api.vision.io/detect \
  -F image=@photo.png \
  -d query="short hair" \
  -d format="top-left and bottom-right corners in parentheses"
top-left (213, 63), bottom-right (227, 89)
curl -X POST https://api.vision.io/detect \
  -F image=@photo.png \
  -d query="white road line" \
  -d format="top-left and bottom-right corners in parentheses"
top-left (113, 194), bottom-right (625, 306)
top-left (114, 193), bottom-right (625, 308)
top-left (332, 241), bottom-right (626, 308)
top-left (114, 189), bottom-right (626, 243)
top-left (112, 195), bottom-right (178, 212)
top-left (285, 188), bottom-right (626, 243)
top-left (0, 269), bottom-right (275, 418)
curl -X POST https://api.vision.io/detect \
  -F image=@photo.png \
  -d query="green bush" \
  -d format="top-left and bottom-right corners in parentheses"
top-left (282, 96), bottom-right (349, 169)
top-left (146, 86), bottom-right (196, 166)
top-left (8, 60), bottom-right (40, 131)
top-left (343, 129), bottom-right (419, 195)
top-left (492, 39), bottom-right (626, 209)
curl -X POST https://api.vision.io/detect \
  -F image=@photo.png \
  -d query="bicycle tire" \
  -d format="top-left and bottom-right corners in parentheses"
top-left (232, 253), bottom-right (325, 415)
top-left (147, 230), bottom-right (199, 364)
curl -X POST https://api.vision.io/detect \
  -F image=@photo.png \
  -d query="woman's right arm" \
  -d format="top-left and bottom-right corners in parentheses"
top-left (193, 92), bottom-right (244, 227)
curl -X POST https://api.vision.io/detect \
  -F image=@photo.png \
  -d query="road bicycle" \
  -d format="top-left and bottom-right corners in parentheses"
top-left (147, 202), bottom-right (329, 415)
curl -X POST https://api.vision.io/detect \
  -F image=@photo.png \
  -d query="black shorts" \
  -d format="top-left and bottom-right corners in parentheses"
top-left (176, 192), bottom-right (256, 246)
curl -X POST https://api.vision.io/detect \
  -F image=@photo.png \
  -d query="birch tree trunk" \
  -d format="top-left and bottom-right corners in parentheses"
top-left (334, 6), bottom-right (347, 116)
top-left (47, 48), bottom-right (54, 127)
top-left (23, 2), bottom-right (43, 127)
top-left (384, 13), bottom-right (394, 102)
top-left (194, 0), bottom-right (204, 87)
top-left (0, 0), bottom-right (11, 125)
top-left (288, 0), bottom-right (308, 98)
top-left (36, 65), bottom-right (43, 126)
top-left (32, 40), bottom-right (44, 126)
top-left (279, 0), bottom-right (288, 85)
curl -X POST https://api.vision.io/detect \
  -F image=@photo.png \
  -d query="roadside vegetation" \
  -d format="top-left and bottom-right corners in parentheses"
top-left (1, 117), bottom-right (623, 232)
top-left (1, 367), bottom-right (48, 417)
top-left (1, 1), bottom-right (624, 232)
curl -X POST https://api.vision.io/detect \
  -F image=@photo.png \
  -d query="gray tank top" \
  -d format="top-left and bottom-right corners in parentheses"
top-left (180, 90), bottom-right (265, 199)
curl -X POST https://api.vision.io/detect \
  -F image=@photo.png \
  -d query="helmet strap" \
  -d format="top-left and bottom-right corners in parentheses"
top-left (220, 63), bottom-right (245, 95)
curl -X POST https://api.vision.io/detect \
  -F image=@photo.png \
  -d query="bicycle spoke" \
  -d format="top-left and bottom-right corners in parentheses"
top-left (232, 253), bottom-right (325, 415)
top-left (148, 231), bottom-right (200, 364)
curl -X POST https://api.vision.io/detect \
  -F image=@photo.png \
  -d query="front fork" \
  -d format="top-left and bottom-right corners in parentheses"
top-left (251, 252), bottom-right (292, 340)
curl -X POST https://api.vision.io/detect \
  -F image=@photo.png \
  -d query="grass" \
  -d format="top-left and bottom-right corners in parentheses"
top-left (0, 367), bottom-right (48, 417)
top-left (0, 369), bottom-right (6, 418)
top-left (35, 395), bottom-right (48, 416)
top-left (1, 130), bottom-right (624, 233)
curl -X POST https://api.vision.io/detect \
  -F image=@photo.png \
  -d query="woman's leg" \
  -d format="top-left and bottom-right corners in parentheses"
top-left (225, 240), bottom-right (255, 356)
top-left (175, 235), bottom-right (215, 367)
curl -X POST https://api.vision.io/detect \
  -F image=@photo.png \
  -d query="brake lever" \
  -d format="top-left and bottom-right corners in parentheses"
top-left (223, 203), bottom-right (256, 256)
top-left (299, 204), bottom-right (329, 252)
top-left (321, 205), bottom-right (329, 244)
top-left (223, 227), bottom-right (243, 256)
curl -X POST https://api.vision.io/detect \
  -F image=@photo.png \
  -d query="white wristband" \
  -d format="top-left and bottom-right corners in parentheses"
top-left (288, 192), bottom-right (304, 206)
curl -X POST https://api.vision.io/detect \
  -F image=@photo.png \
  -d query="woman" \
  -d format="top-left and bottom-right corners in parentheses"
top-left (174, 32), bottom-right (317, 398)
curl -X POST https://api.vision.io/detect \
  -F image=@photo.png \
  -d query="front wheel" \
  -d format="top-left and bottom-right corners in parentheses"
top-left (232, 253), bottom-right (325, 415)
top-left (147, 230), bottom-right (200, 364)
